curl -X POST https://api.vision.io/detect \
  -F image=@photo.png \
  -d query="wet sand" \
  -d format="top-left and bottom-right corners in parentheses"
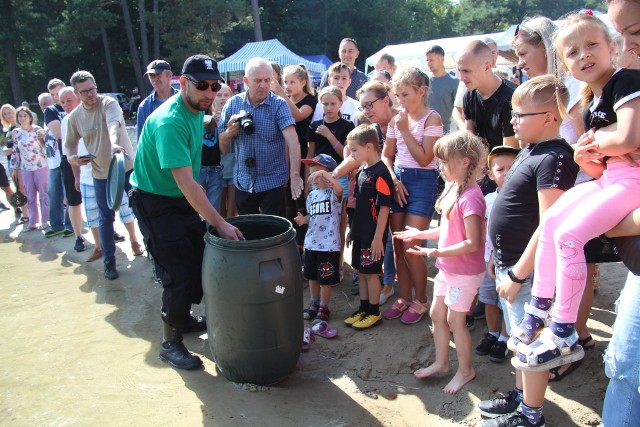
top-left (0, 208), bottom-right (625, 426)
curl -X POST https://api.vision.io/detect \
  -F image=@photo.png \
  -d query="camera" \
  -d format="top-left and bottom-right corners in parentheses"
top-left (236, 110), bottom-right (255, 135)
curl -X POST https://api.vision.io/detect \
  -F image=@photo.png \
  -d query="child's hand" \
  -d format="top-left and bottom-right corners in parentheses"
top-left (575, 129), bottom-right (603, 165)
top-left (487, 257), bottom-right (496, 280)
top-left (294, 212), bottom-right (308, 226)
top-left (346, 231), bottom-right (352, 247)
top-left (496, 277), bottom-right (522, 303)
top-left (395, 109), bottom-right (409, 132)
top-left (316, 125), bottom-right (332, 138)
top-left (371, 240), bottom-right (384, 261)
top-left (307, 170), bottom-right (326, 185)
top-left (394, 225), bottom-right (422, 241)
top-left (406, 245), bottom-right (429, 256)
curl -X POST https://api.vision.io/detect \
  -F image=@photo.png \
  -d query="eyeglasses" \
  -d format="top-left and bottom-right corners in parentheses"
top-left (78, 86), bottom-right (97, 96)
top-left (184, 75), bottom-right (221, 92)
top-left (358, 97), bottom-right (383, 112)
top-left (511, 111), bottom-right (554, 123)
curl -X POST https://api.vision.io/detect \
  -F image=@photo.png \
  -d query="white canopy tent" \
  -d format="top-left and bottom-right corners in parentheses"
top-left (364, 31), bottom-right (507, 73)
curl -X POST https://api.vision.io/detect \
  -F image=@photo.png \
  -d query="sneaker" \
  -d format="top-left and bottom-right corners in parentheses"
top-left (344, 310), bottom-right (366, 327)
top-left (44, 228), bottom-right (65, 238)
top-left (352, 313), bottom-right (383, 331)
top-left (474, 301), bottom-right (486, 319)
top-left (0, 202), bottom-right (9, 211)
top-left (14, 207), bottom-right (22, 218)
top-left (400, 300), bottom-right (428, 325)
top-left (476, 390), bottom-right (520, 418)
top-left (74, 237), bottom-right (86, 252)
top-left (475, 333), bottom-right (498, 356)
top-left (466, 315), bottom-right (475, 331)
top-left (104, 260), bottom-right (119, 280)
top-left (114, 232), bottom-right (126, 243)
top-left (379, 286), bottom-right (395, 305)
top-left (313, 305), bottom-right (330, 324)
top-left (480, 410), bottom-right (545, 427)
top-left (489, 340), bottom-right (510, 363)
top-left (62, 229), bottom-right (75, 237)
top-left (383, 298), bottom-right (410, 320)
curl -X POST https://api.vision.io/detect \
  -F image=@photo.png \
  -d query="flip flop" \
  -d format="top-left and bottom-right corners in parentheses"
top-left (302, 327), bottom-right (314, 351)
top-left (311, 321), bottom-right (338, 339)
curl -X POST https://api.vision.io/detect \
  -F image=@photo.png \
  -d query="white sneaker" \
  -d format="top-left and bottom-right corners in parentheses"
top-left (379, 287), bottom-right (395, 305)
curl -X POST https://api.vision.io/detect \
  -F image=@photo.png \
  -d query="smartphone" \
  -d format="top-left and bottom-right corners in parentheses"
top-left (79, 154), bottom-right (96, 160)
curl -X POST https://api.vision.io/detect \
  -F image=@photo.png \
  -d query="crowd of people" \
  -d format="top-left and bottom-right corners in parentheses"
top-left (1, 1), bottom-right (639, 425)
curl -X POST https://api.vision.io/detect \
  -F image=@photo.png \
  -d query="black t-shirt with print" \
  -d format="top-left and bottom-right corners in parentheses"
top-left (583, 68), bottom-right (640, 130)
top-left (489, 138), bottom-right (578, 267)
top-left (44, 104), bottom-right (66, 157)
top-left (350, 160), bottom-right (393, 243)
top-left (305, 118), bottom-right (355, 164)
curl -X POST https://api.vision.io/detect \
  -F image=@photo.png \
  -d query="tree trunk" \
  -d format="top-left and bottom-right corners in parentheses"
top-left (251, 0), bottom-right (263, 41)
top-left (6, 43), bottom-right (24, 105)
top-left (139, 0), bottom-right (149, 68)
top-left (120, 0), bottom-right (145, 96)
top-left (153, 0), bottom-right (159, 59)
top-left (101, 25), bottom-right (118, 92)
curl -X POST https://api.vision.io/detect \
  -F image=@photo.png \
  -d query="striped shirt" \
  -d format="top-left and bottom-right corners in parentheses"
top-left (387, 109), bottom-right (443, 169)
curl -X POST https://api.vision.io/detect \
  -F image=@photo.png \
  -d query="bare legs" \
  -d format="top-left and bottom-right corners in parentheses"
top-left (391, 212), bottom-right (429, 304)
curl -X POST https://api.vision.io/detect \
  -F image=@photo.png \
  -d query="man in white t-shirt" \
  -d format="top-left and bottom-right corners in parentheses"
top-left (312, 62), bottom-right (361, 125)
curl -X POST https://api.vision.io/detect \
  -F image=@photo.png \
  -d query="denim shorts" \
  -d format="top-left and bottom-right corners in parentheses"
top-left (478, 271), bottom-right (499, 305)
top-left (80, 182), bottom-right (135, 228)
top-left (390, 167), bottom-right (437, 218)
top-left (495, 265), bottom-right (533, 336)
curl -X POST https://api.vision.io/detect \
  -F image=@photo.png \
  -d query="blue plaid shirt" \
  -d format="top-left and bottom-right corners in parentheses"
top-left (219, 91), bottom-right (295, 193)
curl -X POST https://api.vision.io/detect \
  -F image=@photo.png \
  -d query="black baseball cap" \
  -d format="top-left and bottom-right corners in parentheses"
top-left (488, 145), bottom-right (520, 166)
top-left (181, 54), bottom-right (224, 82)
top-left (145, 60), bottom-right (171, 75)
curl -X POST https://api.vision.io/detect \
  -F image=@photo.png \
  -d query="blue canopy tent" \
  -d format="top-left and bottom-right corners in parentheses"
top-left (218, 39), bottom-right (327, 74)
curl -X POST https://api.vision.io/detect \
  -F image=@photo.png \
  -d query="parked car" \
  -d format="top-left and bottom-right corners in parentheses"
top-left (100, 92), bottom-right (130, 108)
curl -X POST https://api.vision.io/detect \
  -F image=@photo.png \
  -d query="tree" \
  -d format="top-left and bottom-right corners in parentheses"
top-left (121, 0), bottom-right (145, 97)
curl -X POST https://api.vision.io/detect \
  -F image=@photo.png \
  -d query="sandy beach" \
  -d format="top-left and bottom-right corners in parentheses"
top-left (0, 208), bottom-right (624, 426)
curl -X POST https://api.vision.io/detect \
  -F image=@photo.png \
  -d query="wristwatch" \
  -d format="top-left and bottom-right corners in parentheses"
top-left (507, 269), bottom-right (527, 284)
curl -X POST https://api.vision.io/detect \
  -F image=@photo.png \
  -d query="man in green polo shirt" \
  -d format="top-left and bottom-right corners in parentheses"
top-left (130, 54), bottom-right (243, 370)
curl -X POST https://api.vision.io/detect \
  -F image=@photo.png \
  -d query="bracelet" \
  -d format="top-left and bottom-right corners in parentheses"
top-left (507, 269), bottom-right (527, 284)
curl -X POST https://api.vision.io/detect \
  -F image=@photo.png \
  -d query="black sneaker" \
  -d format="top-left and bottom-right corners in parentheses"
top-left (489, 340), bottom-right (510, 363)
top-left (0, 202), bottom-right (9, 211)
top-left (480, 410), bottom-right (545, 427)
top-left (477, 390), bottom-right (520, 418)
top-left (74, 237), bottom-right (86, 252)
top-left (14, 207), bottom-right (22, 218)
top-left (114, 232), bottom-right (126, 243)
top-left (62, 229), bottom-right (74, 237)
top-left (183, 315), bottom-right (207, 333)
top-left (475, 333), bottom-right (498, 355)
top-left (104, 260), bottom-right (119, 280)
top-left (466, 315), bottom-right (475, 331)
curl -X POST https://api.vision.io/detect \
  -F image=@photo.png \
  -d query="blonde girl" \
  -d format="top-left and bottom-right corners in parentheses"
top-left (395, 130), bottom-right (487, 395)
top-left (382, 67), bottom-right (443, 325)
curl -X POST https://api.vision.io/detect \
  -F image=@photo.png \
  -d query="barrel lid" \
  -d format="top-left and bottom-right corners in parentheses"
top-left (107, 152), bottom-right (126, 210)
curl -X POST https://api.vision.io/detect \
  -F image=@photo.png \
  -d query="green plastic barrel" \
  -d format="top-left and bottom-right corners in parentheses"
top-left (203, 214), bottom-right (303, 385)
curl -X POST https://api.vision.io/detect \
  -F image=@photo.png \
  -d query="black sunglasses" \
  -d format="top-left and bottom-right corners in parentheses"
top-left (184, 75), bottom-right (221, 92)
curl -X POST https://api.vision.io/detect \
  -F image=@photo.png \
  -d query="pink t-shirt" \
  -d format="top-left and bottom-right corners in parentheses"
top-left (386, 109), bottom-right (442, 169)
top-left (435, 183), bottom-right (486, 276)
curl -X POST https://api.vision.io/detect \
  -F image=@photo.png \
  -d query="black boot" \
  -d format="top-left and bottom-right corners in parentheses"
top-left (183, 315), bottom-right (207, 333)
top-left (159, 322), bottom-right (202, 370)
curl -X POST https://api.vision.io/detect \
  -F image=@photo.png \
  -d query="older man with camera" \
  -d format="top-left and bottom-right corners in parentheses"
top-left (219, 57), bottom-right (304, 215)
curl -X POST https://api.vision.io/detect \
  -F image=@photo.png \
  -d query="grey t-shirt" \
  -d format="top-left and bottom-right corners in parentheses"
top-left (428, 73), bottom-right (459, 133)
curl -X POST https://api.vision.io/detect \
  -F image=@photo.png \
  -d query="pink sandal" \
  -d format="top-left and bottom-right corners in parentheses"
top-left (383, 298), bottom-right (410, 320)
top-left (401, 300), bottom-right (428, 325)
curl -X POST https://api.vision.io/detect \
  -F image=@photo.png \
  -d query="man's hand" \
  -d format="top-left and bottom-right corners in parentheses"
top-left (67, 155), bottom-right (92, 167)
top-left (290, 175), bottom-right (304, 199)
top-left (215, 221), bottom-right (244, 241)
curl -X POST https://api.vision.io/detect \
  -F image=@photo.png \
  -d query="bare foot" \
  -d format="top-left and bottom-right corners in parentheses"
top-left (414, 361), bottom-right (451, 379)
top-left (442, 369), bottom-right (476, 395)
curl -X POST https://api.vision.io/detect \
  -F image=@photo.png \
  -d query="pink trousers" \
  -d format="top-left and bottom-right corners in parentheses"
top-left (533, 161), bottom-right (640, 323)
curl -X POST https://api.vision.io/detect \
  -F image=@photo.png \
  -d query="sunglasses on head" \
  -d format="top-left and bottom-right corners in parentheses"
top-left (184, 75), bottom-right (221, 92)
